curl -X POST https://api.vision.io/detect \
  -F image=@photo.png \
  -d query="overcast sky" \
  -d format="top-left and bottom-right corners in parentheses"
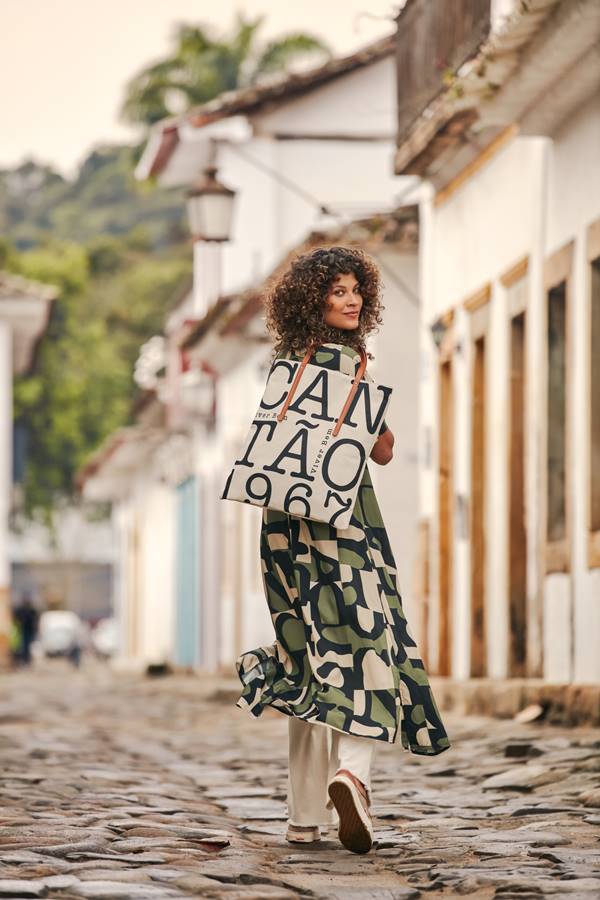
top-left (1, 0), bottom-right (398, 178)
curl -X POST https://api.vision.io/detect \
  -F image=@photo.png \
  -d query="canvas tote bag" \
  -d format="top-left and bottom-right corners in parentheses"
top-left (221, 344), bottom-right (393, 528)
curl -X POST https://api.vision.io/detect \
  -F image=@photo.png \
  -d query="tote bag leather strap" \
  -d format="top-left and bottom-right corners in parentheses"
top-left (277, 345), bottom-right (368, 437)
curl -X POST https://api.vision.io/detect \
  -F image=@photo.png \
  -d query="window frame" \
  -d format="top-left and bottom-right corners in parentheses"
top-left (586, 219), bottom-right (600, 569)
top-left (502, 257), bottom-right (530, 675)
top-left (543, 241), bottom-right (573, 575)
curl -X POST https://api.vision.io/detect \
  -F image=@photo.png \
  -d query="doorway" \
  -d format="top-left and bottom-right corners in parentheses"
top-left (175, 476), bottom-right (200, 667)
top-left (508, 311), bottom-right (527, 675)
top-left (470, 335), bottom-right (487, 676)
top-left (438, 359), bottom-right (453, 676)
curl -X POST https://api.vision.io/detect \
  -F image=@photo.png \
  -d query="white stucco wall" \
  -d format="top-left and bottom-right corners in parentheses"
top-left (368, 247), bottom-right (422, 644)
top-left (9, 506), bottom-right (115, 566)
top-left (429, 137), bottom-right (542, 314)
top-left (135, 478), bottom-right (176, 666)
top-left (106, 468), bottom-right (176, 672)
top-left (215, 346), bottom-right (274, 665)
top-left (254, 56), bottom-right (397, 139)
top-left (111, 500), bottom-right (138, 670)
top-left (546, 95), bottom-right (600, 257)
top-left (173, 56), bottom-right (414, 305)
top-left (213, 136), bottom-right (411, 301)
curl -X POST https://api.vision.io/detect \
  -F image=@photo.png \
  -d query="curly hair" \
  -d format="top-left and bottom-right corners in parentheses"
top-left (263, 245), bottom-right (384, 361)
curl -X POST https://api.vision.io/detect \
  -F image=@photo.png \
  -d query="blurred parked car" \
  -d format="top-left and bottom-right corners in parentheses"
top-left (91, 617), bottom-right (119, 659)
top-left (38, 610), bottom-right (86, 666)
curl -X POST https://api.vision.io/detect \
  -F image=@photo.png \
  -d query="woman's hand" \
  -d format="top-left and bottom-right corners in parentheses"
top-left (370, 427), bottom-right (394, 465)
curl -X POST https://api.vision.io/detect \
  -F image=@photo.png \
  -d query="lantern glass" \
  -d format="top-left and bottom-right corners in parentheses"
top-left (430, 317), bottom-right (447, 348)
top-left (186, 168), bottom-right (236, 242)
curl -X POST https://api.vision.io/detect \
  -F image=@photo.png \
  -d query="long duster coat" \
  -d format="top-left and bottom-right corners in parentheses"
top-left (236, 342), bottom-right (451, 755)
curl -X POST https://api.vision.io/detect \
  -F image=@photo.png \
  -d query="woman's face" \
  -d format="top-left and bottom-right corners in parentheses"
top-left (323, 272), bottom-right (363, 330)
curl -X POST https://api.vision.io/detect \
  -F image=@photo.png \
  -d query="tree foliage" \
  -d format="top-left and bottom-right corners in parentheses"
top-left (120, 13), bottom-right (330, 126)
top-left (10, 238), bottom-right (191, 522)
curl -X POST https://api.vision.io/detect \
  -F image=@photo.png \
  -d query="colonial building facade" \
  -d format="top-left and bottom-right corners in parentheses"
top-left (394, 0), bottom-right (600, 682)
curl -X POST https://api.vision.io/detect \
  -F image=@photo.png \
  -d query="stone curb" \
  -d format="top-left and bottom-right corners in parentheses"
top-left (428, 676), bottom-right (600, 727)
top-left (198, 672), bottom-right (600, 727)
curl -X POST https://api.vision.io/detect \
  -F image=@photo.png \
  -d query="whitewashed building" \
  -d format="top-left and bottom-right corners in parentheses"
top-left (82, 35), bottom-right (427, 672)
top-left (394, 0), bottom-right (600, 682)
top-left (135, 34), bottom-right (414, 308)
top-left (0, 271), bottom-right (55, 664)
top-left (181, 210), bottom-right (421, 669)
top-left (78, 383), bottom-right (177, 671)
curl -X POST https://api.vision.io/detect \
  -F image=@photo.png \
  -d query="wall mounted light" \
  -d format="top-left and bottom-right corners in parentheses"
top-left (186, 166), bottom-right (236, 243)
top-left (430, 315), bottom-right (448, 349)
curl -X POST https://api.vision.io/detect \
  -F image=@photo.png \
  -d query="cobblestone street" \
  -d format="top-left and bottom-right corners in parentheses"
top-left (1, 661), bottom-right (599, 899)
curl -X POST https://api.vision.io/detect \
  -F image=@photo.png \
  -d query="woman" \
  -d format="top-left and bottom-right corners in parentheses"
top-left (236, 246), bottom-right (451, 855)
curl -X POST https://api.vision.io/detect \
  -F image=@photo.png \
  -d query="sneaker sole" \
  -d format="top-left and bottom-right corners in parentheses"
top-left (285, 828), bottom-right (321, 844)
top-left (327, 778), bottom-right (373, 854)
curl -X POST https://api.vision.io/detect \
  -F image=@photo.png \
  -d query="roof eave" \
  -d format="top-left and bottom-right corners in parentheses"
top-left (0, 271), bottom-right (59, 375)
top-left (137, 33), bottom-right (395, 182)
top-left (135, 125), bottom-right (180, 181)
top-left (394, 0), bottom-right (600, 179)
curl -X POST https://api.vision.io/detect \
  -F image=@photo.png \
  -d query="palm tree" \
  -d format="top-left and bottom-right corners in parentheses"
top-left (120, 14), bottom-right (331, 127)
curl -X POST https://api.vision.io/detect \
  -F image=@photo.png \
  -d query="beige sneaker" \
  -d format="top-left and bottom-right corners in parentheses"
top-left (285, 823), bottom-right (321, 843)
top-left (327, 768), bottom-right (373, 854)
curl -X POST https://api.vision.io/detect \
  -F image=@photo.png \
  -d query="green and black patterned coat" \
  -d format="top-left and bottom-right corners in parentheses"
top-left (236, 343), bottom-right (451, 755)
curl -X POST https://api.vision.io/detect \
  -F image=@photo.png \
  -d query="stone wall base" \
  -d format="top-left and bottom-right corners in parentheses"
top-left (429, 677), bottom-right (600, 727)
top-left (161, 668), bottom-right (600, 727)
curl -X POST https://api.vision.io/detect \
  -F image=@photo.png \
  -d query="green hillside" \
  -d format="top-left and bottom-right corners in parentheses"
top-left (0, 146), bottom-right (187, 251)
top-left (2, 146), bottom-right (192, 525)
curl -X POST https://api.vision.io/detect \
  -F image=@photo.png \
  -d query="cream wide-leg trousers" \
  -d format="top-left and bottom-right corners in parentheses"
top-left (287, 716), bottom-right (376, 827)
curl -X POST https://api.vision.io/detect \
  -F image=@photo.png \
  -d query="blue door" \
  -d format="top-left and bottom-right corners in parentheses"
top-left (175, 476), bottom-right (199, 666)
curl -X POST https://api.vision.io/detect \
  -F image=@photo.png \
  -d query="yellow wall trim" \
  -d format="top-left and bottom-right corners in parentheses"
top-left (463, 284), bottom-right (491, 312)
top-left (501, 256), bottom-right (529, 288)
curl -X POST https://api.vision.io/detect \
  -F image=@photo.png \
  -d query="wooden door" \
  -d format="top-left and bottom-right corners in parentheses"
top-left (508, 312), bottom-right (527, 675)
top-left (470, 335), bottom-right (487, 676)
top-left (438, 359), bottom-right (453, 676)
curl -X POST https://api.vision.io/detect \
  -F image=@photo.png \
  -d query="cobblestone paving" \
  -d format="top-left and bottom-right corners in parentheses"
top-left (1, 660), bottom-right (599, 899)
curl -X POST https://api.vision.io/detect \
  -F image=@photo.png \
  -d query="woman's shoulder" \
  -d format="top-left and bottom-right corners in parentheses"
top-left (276, 342), bottom-right (362, 374)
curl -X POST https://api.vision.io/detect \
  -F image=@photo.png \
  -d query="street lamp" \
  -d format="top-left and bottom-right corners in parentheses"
top-left (430, 315), bottom-right (448, 349)
top-left (186, 166), bottom-right (236, 243)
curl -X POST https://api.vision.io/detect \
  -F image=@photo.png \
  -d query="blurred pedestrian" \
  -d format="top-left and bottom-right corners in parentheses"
top-left (12, 591), bottom-right (39, 665)
top-left (68, 640), bottom-right (82, 668)
top-left (234, 247), bottom-right (451, 855)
